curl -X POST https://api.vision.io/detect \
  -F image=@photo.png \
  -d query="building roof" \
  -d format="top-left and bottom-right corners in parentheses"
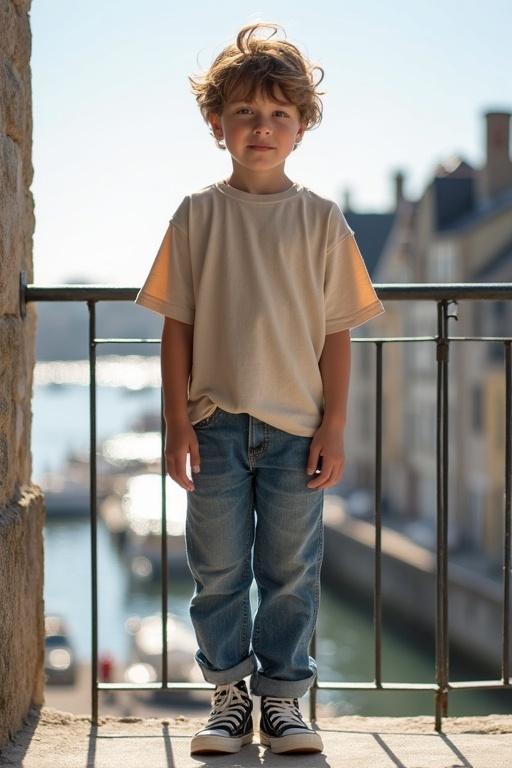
top-left (343, 211), bottom-right (397, 276)
top-left (434, 176), bottom-right (476, 231)
top-left (437, 184), bottom-right (512, 235)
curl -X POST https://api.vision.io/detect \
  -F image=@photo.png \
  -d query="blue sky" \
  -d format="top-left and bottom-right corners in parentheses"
top-left (30, 1), bottom-right (511, 283)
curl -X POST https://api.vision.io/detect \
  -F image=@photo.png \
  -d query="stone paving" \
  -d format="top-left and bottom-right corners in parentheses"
top-left (2, 707), bottom-right (512, 767)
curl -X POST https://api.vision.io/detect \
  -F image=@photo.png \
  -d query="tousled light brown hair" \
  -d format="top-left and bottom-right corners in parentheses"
top-left (188, 22), bottom-right (325, 151)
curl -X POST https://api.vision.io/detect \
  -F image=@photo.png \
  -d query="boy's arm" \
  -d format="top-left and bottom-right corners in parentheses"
top-left (161, 316), bottom-right (200, 493)
top-left (161, 316), bottom-right (194, 425)
top-left (319, 328), bottom-right (351, 427)
top-left (306, 329), bottom-right (350, 489)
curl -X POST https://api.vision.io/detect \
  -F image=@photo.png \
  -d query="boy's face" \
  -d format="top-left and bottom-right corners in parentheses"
top-left (208, 85), bottom-right (306, 179)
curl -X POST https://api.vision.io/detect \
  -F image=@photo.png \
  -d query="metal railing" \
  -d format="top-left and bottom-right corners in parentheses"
top-left (21, 274), bottom-right (512, 731)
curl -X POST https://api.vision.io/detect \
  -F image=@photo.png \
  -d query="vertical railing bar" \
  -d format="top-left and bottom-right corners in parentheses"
top-left (442, 303), bottom-right (450, 717)
top-left (434, 300), bottom-right (450, 731)
top-left (161, 387), bottom-right (168, 687)
top-left (502, 340), bottom-right (512, 683)
top-left (88, 300), bottom-right (99, 725)
top-left (434, 301), bottom-right (445, 731)
top-left (309, 630), bottom-right (317, 722)
top-left (374, 341), bottom-right (383, 687)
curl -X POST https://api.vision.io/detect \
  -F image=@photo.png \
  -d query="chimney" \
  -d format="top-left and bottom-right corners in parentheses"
top-left (342, 188), bottom-right (352, 212)
top-left (393, 170), bottom-right (405, 209)
top-left (478, 110), bottom-right (512, 201)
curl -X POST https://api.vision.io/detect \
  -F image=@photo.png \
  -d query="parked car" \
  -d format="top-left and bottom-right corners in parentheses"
top-left (44, 615), bottom-right (77, 686)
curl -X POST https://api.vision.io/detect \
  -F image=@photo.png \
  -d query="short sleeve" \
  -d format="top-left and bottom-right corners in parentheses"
top-left (324, 205), bottom-right (385, 334)
top-left (134, 201), bottom-right (194, 324)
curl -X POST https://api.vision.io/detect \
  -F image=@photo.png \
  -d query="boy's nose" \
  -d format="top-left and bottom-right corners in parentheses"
top-left (252, 119), bottom-right (272, 133)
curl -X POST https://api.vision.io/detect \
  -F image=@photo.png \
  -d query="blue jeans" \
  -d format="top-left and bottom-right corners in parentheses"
top-left (185, 406), bottom-right (324, 698)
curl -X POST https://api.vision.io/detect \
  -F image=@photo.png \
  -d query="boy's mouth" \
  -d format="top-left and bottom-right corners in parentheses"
top-left (248, 145), bottom-right (275, 150)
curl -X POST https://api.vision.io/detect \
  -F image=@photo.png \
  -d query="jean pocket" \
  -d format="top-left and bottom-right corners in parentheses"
top-left (193, 407), bottom-right (222, 430)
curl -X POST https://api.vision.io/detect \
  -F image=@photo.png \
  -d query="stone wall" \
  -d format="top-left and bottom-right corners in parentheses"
top-left (0, 0), bottom-right (46, 749)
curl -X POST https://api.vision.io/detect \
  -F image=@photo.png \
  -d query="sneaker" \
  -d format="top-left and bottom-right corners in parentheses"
top-left (190, 679), bottom-right (253, 755)
top-left (259, 696), bottom-right (324, 754)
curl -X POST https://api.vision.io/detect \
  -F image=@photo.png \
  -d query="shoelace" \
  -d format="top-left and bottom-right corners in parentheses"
top-left (205, 684), bottom-right (250, 730)
top-left (264, 697), bottom-right (307, 731)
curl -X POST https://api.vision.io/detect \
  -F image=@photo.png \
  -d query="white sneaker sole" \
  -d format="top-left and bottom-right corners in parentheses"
top-left (190, 731), bottom-right (253, 755)
top-left (260, 729), bottom-right (324, 754)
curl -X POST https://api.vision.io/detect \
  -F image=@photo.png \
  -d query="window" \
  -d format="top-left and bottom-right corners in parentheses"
top-left (428, 242), bottom-right (457, 281)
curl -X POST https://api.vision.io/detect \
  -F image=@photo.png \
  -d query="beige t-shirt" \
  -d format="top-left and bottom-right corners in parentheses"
top-left (134, 179), bottom-right (385, 437)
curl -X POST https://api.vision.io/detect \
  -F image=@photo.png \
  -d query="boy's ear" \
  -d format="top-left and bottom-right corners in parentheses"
top-left (208, 111), bottom-right (223, 139)
top-left (296, 121), bottom-right (307, 144)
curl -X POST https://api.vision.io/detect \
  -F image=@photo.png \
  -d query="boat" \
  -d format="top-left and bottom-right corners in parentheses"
top-left (119, 472), bottom-right (189, 580)
top-left (124, 612), bottom-right (203, 695)
top-left (39, 429), bottom-right (161, 519)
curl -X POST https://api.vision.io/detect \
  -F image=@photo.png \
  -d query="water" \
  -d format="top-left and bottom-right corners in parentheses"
top-left (35, 368), bottom-right (512, 717)
top-left (33, 367), bottom-right (160, 480)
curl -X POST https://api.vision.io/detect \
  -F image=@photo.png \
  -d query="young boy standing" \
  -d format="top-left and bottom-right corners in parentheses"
top-left (135, 21), bottom-right (385, 757)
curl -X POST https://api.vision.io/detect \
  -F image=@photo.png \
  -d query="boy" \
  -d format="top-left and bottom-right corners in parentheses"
top-left (134, 21), bottom-right (385, 756)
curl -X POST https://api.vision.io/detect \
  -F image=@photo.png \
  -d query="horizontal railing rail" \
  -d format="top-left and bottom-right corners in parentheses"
top-left (21, 274), bottom-right (512, 731)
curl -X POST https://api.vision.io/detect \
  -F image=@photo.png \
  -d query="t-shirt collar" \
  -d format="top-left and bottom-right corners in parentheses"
top-left (214, 179), bottom-right (303, 203)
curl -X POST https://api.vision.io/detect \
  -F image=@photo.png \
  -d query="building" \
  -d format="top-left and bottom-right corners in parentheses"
top-left (344, 110), bottom-right (512, 568)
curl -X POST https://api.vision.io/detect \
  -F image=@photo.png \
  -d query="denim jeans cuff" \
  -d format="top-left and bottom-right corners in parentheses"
top-left (250, 669), bottom-right (317, 698)
top-left (195, 650), bottom-right (258, 685)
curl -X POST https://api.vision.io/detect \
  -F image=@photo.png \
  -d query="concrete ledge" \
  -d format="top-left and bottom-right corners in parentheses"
top-left (1, 706), bottom-right (512, 767)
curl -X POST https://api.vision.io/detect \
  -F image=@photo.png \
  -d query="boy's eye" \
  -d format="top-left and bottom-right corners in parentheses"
top-left (235, 108), bottom-right (289, 117)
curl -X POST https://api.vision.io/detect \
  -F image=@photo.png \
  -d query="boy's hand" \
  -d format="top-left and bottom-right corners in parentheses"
top-left (164, 417), bottom-right (201, 492)
top-left (306, 420), bottom-right (345, 489)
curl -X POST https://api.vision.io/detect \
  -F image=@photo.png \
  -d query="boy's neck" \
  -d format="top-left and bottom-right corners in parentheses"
top-left (224, 168), bottom-right (295, 195)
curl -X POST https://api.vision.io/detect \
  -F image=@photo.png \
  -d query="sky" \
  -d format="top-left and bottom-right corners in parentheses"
top-left (30, 0), bottom-right (511, 284)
